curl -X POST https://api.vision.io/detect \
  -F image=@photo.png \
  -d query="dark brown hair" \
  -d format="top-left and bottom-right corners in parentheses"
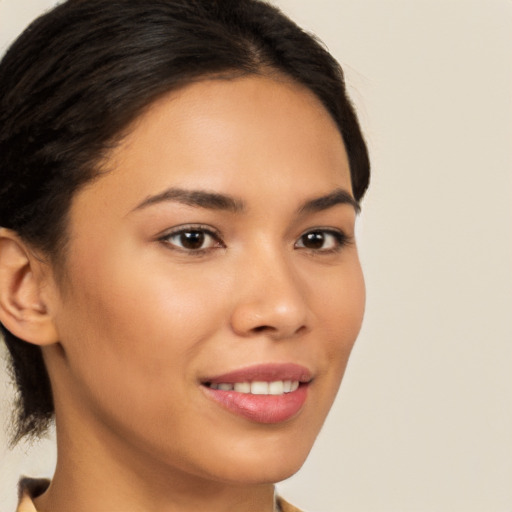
top-left (0, 0), bottom-right (370, 443)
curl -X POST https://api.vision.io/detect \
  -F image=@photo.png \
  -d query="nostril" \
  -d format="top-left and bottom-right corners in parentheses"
top-left (230, 295), bottom-right (309, 339)
top-left (295, 325), bottom-right (307, 335)
top-left (251, 324), bottom-right (307, 337)
top-left (253, 325), bottom-right (275, 333)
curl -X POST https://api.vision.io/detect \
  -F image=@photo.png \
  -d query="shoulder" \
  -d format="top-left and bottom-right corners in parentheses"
top-left (16, 478), bottom-right (50, 512)
top-left (276, 495), bottom-right (305, 512)
top-left (16, 479), bottom-right (304, 512)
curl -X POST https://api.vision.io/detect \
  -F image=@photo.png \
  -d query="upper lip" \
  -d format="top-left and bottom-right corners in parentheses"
top-left (202, 363), bottom-right (312, 384)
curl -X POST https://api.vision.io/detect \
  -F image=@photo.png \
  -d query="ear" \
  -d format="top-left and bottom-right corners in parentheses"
top-left (0, 228), bottom-right (59, 346)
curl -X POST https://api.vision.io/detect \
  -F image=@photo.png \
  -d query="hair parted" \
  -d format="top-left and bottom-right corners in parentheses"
top-left (0, 0), bottom-right (370, 443)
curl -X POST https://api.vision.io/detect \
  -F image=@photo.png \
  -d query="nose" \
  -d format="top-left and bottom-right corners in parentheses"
top-left (229, 250), bottom-right (309, 340)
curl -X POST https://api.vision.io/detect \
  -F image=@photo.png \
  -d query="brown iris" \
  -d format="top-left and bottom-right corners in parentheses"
top-left (179, 231), bottom-right (206, 250)
top-left (301, 231), bottom-right (325, 249)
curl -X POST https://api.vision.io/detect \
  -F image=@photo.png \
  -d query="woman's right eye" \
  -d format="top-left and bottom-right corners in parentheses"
top-left (160, 226), bottom-right (224, 253)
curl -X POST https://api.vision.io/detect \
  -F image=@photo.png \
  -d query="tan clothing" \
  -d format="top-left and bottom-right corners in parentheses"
top-left (16, 479), bottom-right (49, 512)
top-left (16, 478), bottom-right (303, 512)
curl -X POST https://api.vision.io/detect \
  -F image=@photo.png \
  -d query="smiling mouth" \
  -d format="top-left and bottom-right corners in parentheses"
top-left (201, 380), bottom-right (309, 423)
top-left (200, 363), bottom-right (312, 423)
top-left (204, 380), bottom-right (300, 395)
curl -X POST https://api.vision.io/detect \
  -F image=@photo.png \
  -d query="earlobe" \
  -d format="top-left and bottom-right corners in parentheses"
top-left (0, 228), bottom-right (59, 346)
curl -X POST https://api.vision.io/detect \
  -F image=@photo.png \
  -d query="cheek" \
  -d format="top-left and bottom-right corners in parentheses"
top-left (53, 243), bottom-right (227, 417)
top-left (315, 255), bottom-right (365, 327)
top-left (312, 258), bottom-right (365, 374)
top-left (285, 259), bottom-right (365, 458)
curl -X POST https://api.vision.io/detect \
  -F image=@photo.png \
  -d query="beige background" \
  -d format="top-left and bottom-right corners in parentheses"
top-left (1, 1), bottom-right (511, 510)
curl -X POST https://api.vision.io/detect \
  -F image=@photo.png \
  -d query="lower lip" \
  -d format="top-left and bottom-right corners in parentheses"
top-left (202, 384), bottom-right (308, 424)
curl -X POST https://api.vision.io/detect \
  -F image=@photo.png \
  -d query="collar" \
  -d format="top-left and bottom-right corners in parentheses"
top-left (17, 478), bottom-right (303, 512)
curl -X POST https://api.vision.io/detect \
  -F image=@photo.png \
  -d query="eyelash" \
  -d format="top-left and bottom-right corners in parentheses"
top-left (159, 225), bottom-right (351, 255)
top-left (159, 224), bottom-right (224, 255)
top-left (295, 228), bottom-right (351, 254)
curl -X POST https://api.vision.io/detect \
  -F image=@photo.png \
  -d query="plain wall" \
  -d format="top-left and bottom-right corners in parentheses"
top-left (1, 1), bottom-right (511, 511)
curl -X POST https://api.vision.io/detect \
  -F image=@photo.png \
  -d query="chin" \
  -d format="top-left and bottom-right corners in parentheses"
top-left (205, 436), bottom-right (315, 485)
top-left (216, 456), bottom-right (308, 485)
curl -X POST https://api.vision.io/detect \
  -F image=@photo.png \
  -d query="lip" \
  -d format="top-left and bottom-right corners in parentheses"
top-left (201, 363), bottom-right (312, 424)
top-left (203, 363), bottom-right (312, 384)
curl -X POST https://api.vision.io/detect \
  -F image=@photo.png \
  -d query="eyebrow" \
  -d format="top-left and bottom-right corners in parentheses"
top-left (132, 186), bottom-right (359, 214)
top-left (298, 188), bottom-right (360, 214)
top-left (133, 187), bottom-right (245, 213)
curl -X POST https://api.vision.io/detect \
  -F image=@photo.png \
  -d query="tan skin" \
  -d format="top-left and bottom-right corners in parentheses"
top-left (0, 75), bottom-right (365, 512)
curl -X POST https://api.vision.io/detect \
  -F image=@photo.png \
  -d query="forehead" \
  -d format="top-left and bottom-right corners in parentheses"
top-left (75, 75), bottom-right (352, 217)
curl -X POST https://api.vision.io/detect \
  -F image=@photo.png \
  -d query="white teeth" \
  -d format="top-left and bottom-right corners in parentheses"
top-left (234, 382), bottom-right (251, 393)
top-left (268, 380), bottom-right (284, 395)
top-left (209, 380), bottom-right (300, 395)
top-left (251, 381), bottom-right (269, 394)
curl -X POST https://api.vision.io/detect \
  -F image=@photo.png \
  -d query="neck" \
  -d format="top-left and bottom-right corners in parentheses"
top-left (35, 412), bottom-right (276, 512)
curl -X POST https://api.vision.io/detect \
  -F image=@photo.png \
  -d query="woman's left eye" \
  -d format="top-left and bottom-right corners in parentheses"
top-left (295, 229), bottom-right (348, 252)
top-left (160, 226), bottom-right (224, 252)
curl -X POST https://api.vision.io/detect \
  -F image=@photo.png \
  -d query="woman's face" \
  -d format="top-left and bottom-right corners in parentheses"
top-left (44, 75), bottom-right (365, 484)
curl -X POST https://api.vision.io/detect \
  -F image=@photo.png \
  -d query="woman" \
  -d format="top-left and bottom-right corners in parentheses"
top-left (0, 0), bottom-right (370, 510)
